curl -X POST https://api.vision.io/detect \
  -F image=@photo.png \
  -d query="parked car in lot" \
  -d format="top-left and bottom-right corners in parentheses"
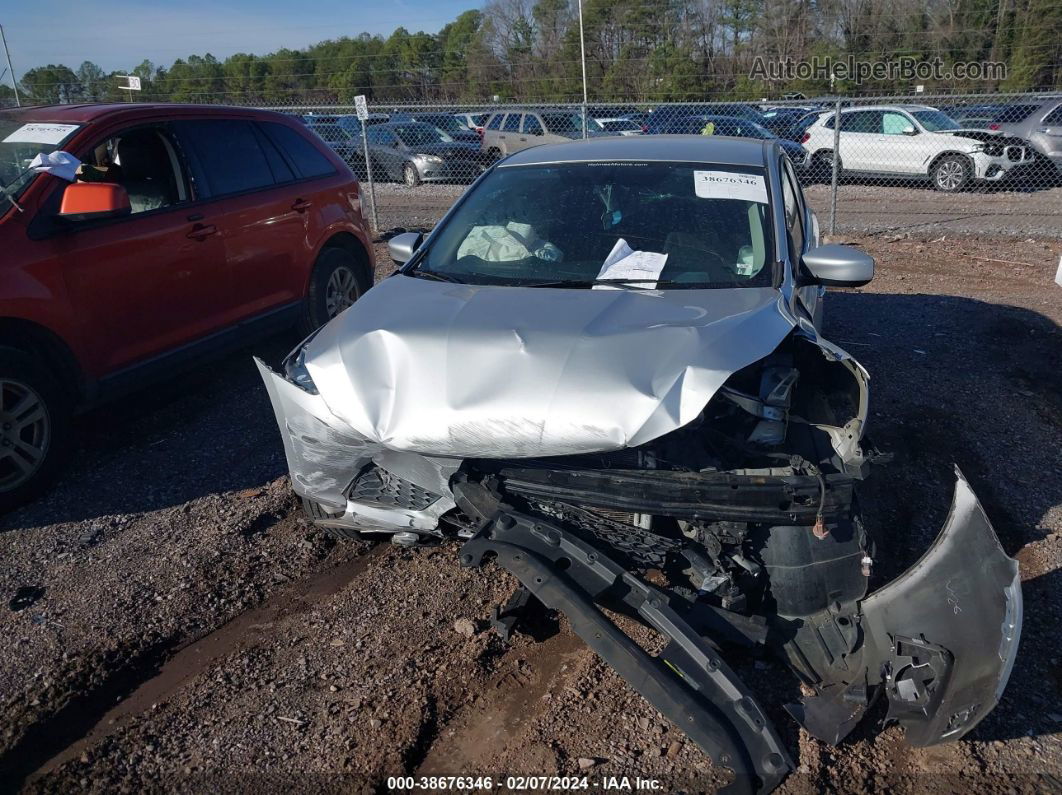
top-left (481, 109), bottom-right (605, 157)
top-left (802, 104), bottom-right (1035, 191)
top-left (398, 112), bottom-right (480, 144)
top-left (597, 118), bottom-right (644, 135)
top-left (301, 115), bottom-right (364, 170)
top-left (0, 103), bottom-right (374, 510)
top-left (258, 135), bottom-right (1019, 793)
top-left (644, 103), bottom-right (765, 134)
top-left (661, 115), bottom-right (808, 168)
top-left (988, 97), bottom-right (1062, 176)
top-left (365, 122), bottom-right (492, 186)
top-left (454, 112), bottom-right (490, 135)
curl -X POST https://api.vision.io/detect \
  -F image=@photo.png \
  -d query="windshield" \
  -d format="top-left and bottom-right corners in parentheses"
top-left (912, 110), bottom-right (960, 131)
top-left (541, 113), bottom-right (604, 136)
top-left (311, 122), bottom-right (354, 142)
top-left (423, 115), bottom-right (463, 134)
top-left (414, 162), bottom-right (774, 289)
top-left (0, 116), bottom-right (82, 199)
top-left (394, 123), bottom-right (453, 146)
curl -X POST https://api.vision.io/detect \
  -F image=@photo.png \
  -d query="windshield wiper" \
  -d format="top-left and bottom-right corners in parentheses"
top-left (521, 278), bottom-right (660, 289)
top-left (404, 268), bottom-right (466, 283)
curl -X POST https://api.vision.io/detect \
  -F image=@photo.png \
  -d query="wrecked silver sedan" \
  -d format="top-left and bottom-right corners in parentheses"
top-left (257, 137), bottom-right (1020, 793)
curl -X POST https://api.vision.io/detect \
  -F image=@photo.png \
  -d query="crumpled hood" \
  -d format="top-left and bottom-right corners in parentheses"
top-left (304, 274), bottom-right (796, 458)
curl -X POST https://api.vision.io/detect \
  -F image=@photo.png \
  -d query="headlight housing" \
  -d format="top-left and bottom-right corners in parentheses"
top-left (283, 341), bottom-right (320, 394)
top-left (417, 154), bottom-right (444, 165)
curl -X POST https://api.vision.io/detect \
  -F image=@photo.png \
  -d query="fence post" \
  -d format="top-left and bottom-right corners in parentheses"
top-left (361, 123), bottom-right (380, 233)
top-left (828, 97), bottom-right (842, 237)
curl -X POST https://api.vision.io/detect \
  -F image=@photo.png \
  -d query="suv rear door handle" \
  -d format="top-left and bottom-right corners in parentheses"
top-left (186, 223), bottom-right (217, 241)
top-left (291, 198), bottom-right (313, 212)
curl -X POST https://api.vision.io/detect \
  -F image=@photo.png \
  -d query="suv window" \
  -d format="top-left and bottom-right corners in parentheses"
top-left (82, 126), bottom-right (186, 214)
top-left (1043, 105), bottom-right (1062, 125)
top-left (991, 104), bottom-right (1039, 123)
top-left (259, 122), bottom-right (334, 179)
top-left (840, 111), bottom-right (882, 133)
top-left (503, 113), bottom-right (522, 132)
top-left (522, 115), bottom-right (544, 136)
top-left (175, 120), bottom-right (276, 198)
top-left (487, 113), bottom-right (504, 131)
top-left (882, 112), bottom-right (915, 135)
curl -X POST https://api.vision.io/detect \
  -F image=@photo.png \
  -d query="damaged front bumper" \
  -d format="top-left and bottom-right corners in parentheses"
top-left (451, 471), bottom-right (1019, 792)
top-left (258, 350), bottom-right (1020, 790)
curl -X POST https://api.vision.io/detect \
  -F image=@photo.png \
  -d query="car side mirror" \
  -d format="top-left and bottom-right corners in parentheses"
top-left (801, 244), bottom-right (874, 287)
top-left (902, 126), bottom-right (919, 135)
top-left (388, 231), bottom-right (423, 265)
top-left (57, 182), bottom-right (132, 222)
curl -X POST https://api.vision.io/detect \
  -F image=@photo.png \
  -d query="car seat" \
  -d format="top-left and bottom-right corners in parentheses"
top-left (114, 131), bottom-right (177, 213)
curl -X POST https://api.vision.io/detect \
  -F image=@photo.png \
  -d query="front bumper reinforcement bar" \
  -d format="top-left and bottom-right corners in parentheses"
top-left (456, 483), bottom-right (793, 795)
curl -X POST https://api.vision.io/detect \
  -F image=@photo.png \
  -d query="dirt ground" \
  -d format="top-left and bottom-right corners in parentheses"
top-left (0, 232), bottom-right (1059, 794)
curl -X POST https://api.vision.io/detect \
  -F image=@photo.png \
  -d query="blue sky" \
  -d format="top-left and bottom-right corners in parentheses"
top-left (2, 0), bottom-right (481, 80)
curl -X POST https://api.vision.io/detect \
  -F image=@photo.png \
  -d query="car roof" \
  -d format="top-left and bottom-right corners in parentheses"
top-left (501, 135), bottom-right (768, 167)
top-left (3, 102), bottom-right (294, 125)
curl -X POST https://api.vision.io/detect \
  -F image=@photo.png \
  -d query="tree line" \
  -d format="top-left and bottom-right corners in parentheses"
top-left (6, 0), bottom-right (1060, 108)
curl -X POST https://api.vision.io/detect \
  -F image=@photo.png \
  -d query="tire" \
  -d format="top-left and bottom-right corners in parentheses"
top-left (302, 497), bottom-right (363, 541)
top-left (300, 246), bottom-right (366, 335)
top-left (931, 155), bottom-right (971, 193)
top-left (811, 150), bottom-right (841, 183)
top-left (0, 346), bottom-right (71, 513)
top-left (403, 162), bottom-right (421, 188)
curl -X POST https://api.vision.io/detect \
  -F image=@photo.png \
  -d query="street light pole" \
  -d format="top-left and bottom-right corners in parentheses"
top-left (0, 25), bottom-right (20, 107)
top-left (577, 0), bottom-right (588, 139)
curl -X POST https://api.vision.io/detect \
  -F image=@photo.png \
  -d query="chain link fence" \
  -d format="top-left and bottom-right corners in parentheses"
top-left (248, 92), bottom-right (1060, 238)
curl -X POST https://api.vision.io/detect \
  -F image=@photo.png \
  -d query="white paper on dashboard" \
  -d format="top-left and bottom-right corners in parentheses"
top-left (693, 170), bottom-right (768, 203)
top-left (28, 151), bottom-right (81, 182)
top-left (593, 237), bottom-right (668, 289)
top-left (3, 123), bottom-right (80, 145)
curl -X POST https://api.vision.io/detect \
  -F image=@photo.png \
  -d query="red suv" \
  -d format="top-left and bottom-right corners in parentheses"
top-left (0, 104), bottom-right (375, 510)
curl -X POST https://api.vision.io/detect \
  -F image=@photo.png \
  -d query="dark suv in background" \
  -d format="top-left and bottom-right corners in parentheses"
top-left (0, 103), bottom-right (374, 510)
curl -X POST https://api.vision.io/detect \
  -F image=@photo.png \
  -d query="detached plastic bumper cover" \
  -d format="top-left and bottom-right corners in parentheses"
top-left (860, 467), bottom-right (1021, 745)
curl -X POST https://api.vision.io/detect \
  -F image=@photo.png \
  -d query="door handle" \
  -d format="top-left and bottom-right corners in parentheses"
top-left (186, 223), bottom-right (217, 241)
top-left (519, 137), bottom-right (527, 141)
top-left (291, 198), bottom-right (313, 212)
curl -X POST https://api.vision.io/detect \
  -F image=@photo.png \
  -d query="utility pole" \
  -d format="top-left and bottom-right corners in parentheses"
top-left (0, 24), bottom-right (20, 107)
top-left (577, 0), bottom-right (588, 139)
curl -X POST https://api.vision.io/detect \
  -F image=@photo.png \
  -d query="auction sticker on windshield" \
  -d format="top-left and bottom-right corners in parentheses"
top-left (694, 170), bottom-right (767, 203)
top-left (3, 123), bottom-right (80, 145)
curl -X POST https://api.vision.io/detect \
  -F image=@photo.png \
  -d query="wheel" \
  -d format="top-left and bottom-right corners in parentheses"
top-left (932, 155), bottom-right (971, 192)
top-left (812, 150), bottom-right (841, 183)
top-left (300, 246), bottom-right (366, 334)
top-left (302, 497), bottom-right (363, 541)
top-left (403, 162), bottom-right (421, 188)
top-left (0, 347), bottom-right (71, 513)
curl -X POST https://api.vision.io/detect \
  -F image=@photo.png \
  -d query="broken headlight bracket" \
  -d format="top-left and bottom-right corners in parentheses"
top-left (455, 480), bottom-right (793, 795)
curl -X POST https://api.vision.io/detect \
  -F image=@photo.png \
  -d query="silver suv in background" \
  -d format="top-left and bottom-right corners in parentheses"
top-left (481, 109), bottom-right (605, 158)
top-left (990, 97), bottom-right (1062, 178)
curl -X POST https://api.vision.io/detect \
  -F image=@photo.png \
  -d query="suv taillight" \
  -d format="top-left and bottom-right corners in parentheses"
top-left (988, 122), bottom-right (1000, 130)
top-left (800, 132), bottom-right (811, 143)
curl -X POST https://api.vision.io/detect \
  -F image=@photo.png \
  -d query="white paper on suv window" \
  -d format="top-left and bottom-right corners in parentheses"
top-left (593, 238), bottom-right (668, 289)
top-left (694, 170), bottom-right (768, 204)
top-left (2, 123), bottom-right (80, 145)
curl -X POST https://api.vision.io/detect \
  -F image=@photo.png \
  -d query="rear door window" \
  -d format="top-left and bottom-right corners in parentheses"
top-left (487, 114), bottom-right (504, 131)
top-left (174, 119), bottom-right (275, 198)
top-left (503, 114), bottom-right (523, 132)
top-left (259, 122), bottom-right (334, 179)
top-left (522, 115), bottom-right (544, 136)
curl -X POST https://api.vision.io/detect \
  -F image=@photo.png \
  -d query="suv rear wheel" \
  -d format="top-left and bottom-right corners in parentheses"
top-left (301, 247), bottom-right (365, 334)
top-left (403, 162), bottom-right (422, 188)
top-left (0, 347), bottom-right (71, 512)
